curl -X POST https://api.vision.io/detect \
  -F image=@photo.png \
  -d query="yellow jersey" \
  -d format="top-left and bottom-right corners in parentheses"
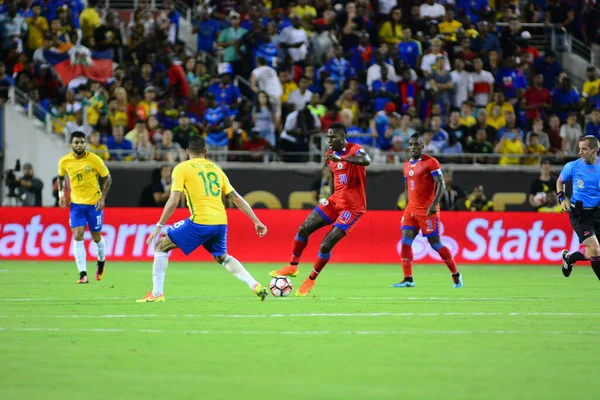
top-left (582, 79), bottom-right (600, 101)
top-left (58, 151), bottom-right (110, 205)
top-left (89, 143), bottom-right (110, 161)
top-left (171, 158), bottom-right (235, 225)
top-left (439, 20), bottom-right (462, 35)
top-left (498, 139), bottom-right (524, 165)
top-left (79, 8), bottom-right (101, 40)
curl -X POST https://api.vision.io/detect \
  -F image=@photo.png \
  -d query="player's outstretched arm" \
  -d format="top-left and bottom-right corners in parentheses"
top-left (227, 190), bottom-right (268, 237)
top-left (146, 190), bottom-right (183, 245)
top-left (427, 174), bottom-right (446, 217)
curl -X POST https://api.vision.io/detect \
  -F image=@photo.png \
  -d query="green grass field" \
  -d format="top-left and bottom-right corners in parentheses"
top-left (0, 261), bottom-right (599, 400)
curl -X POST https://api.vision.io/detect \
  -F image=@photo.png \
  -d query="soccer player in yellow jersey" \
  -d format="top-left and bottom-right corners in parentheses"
top-left (58, 131), bottom-right (112, 284)
top-left (137, 136), bottom-right (269, 302)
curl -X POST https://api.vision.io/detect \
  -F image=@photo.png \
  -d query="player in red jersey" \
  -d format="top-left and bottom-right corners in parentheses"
top-left (392, 133), bottom-right (463, 288)
top-left (270, 123), bottom-right (370, 296)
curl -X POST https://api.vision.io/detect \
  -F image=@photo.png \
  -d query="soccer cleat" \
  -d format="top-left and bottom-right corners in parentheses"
top-left (270, 264), bottom-right (299, 278)
top-left (96, 260), bottom-right (105, 281)
top-left (561, 249), bottom-right (573, 277)
top-left (136, 292), bottom-right (166, 303)
top-left (295, 277), bottom-right (315, 297)
top-left (253, 284), bottom-right (268, 301)
top-left (453, 273), bottom-right (463, 288)
top-left (391, 279), bottom-right (415, 288)
top-left (77, 275), bottom-right (88, 284)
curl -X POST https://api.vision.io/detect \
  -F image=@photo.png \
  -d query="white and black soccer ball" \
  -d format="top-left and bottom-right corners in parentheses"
top-left (269, 276), bottom-right (292, 297)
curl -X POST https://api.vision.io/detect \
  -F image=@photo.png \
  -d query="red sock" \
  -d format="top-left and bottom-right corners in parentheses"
top-left (436, 246), bottom-right (458, 274)
top-left (309, 252), bottom-right (330, 280)
top-left (401, 243), bottom-right (413, 278)
top-left (290, 234), bottom-right (308, 265)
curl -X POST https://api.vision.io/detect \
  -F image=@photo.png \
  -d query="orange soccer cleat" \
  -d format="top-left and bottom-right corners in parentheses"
top-left (269, 264), bottom-right (299, 278)
top-left (136, 292), bottom-right (166, 303)
top-left (295, 277), bottom-right (315, 297)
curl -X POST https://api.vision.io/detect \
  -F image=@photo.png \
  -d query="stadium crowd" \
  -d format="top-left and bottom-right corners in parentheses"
top-left (2, 0), bottom-right (600, 164)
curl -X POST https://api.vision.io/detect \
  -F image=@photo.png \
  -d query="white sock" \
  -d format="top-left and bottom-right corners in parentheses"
top-left (221, 255), bottom-right (259, 289)
top-left (95, 237), bottom-right (106, 262)
top-left (152, 252), bottom-right (169, 297)
top-left (74, 240), bottom-right (86, 273)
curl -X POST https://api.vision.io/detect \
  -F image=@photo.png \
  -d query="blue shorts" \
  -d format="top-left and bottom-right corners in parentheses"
top-left (167, 218), bottom-right (227, 257)
top-left (70, 203), bottom-right (103, 232)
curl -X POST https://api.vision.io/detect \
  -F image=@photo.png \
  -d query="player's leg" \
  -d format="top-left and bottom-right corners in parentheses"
top-left (88, 207), bottom-right (106, 281)
top-left (270, 206), bottom-right (332, 277)
top-left (136, 234), bottom-right (177, 303)
top-left (426, 234), bottom-right (462, 288)
top-left (391, 229), bottom-right (418, 288)
top-left (584, 235), bottom-right (600, 280)
top-left (207, 225), bottom-right (268, 301)
top-left (392, 211), bottom-right (419, 287)
top-left (296, 226), bottom-right (346, 296)
top-left (563, 214), bottom-right (594, 277)
top-left (70, 203), bottom-right (88, 283)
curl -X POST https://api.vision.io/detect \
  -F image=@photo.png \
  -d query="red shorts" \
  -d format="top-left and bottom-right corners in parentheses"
top-left (316, 199), bottom-right (364, 234)
top-left (401, 211), bottom-right (440, 237)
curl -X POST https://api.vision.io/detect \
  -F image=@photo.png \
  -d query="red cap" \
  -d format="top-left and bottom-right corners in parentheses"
top-left (384, 102), bottom-right (396, 114)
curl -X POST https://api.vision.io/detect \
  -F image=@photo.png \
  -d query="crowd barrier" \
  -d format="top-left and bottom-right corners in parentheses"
top-left (0, 208), bottom-right (577, 264)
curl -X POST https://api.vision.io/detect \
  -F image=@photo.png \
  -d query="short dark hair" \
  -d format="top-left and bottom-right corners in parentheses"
top-left (70, 131), bottom-right (86, 142)
top-left (328, 122), bottom-right (348, 135)
top-left (581, 135), bottom-right (600, 149)
top-left (257, 56), bottom-right (266, 66)
top-left (188, 135), bottom-right (206, 154)
top-left (410, 133), bottom-right (421, 140)
top-left (540, 158), bottom-right (551, 166)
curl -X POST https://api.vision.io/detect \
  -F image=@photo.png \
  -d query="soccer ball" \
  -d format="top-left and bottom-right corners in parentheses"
top-left (269, 276), bottom-right (292, 297)
top-left (533, 192), bottom-right (547, 206)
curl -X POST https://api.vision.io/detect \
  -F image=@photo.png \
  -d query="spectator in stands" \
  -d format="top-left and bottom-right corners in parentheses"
top-left (466, 128), bottom-right (494, 163)
top-left (445, 111), bottom-right (470, 146)
top-left (524, 133), bottom-right (548, 165)
top-left (138, 86), bottom-right (158, 120)
top-left (125, 119), bottom-right (147, 148)
top-left (474, 109), bottom-right (496, 143)
top-left (26, 2), bottom-right (48, 53)
top-left (465, 185), bottom-right (494, 211)
top-left (321, 77), bottom-right (341, 108)
top-left (172, 112), bottom-right (199, 150)
top-left (0, 61), bottom-right (14, 103)
top-left (64, 103), bottom-right (93, 137)
top-left (243, 127), bottom-right (278, 162)
top-left (440, 170), bottom-right (467, 211)
top-left (321, 45), bottom-right (355, 90)
top-left (279, 16), bottom-right (309, 65)
top-left (519, 31), bottom-right (540, 67)
top-left (288, 75), bottom-right (313, 112)
top-left (451, 59), bottom-right (473, 109)
top-left (106, 125), bottom-right (135, 161)
top-left (136, 130), bottom-right (154, 161)
top-left (560, 112), bottom-right (583, 157)
top-left (533, 50), bottom-right (562, 92)
top-left (420, 38), bottom-right (450, 77)
top-left (193, 6), bottom-right (220, 54)
top-left (79, 0), bottom-right (100, 42)
top-left (522, 74), bottom-right (552, 130)
top-left (251, 56), bottom-right (283, 116)
top-left (378, 6), bottom-right (403, 45)
top-left (546, 114), bottom-right (563, 153)
top-left (341, 109), bottom-right (366, 146)
top-left (372, 64), bottom-right (399, 112)
top-left (429, 56), bottom-right (454, 114)
top-left (94, 11), bottom-right (122, 61)
top-left (367, 49), bottom-right (398, 89)
top-left (431, 115), bottom-right (449, 151)
top-left (209, 62), bottom-right (241, 114)
top-left (0, 2), bottom-right (28, 55)
top-left (88, 130), bottom-right (109, 161)
top-left (336, 88), bottom-right (360, 124)
top-left (471, 21), bottom-right (500, 59)
top-left (551, 76), bottom-right (580, 122)
top-left (500, 17), bottom-right (523, 58)
top-left (525, 118), bottom-right (550, 149)
top-left (496, 56), bottom-right (527, 104)
top-left (278, 67), bottom-right (298, 105)
top-left (391, 114), bottom-right (415, 151)
top-left (279, 105), bottom-right (322, 162)
top-left (470, 58), bottom-right (494, 107)
top-left (439, 9), bottom-right (462, 40)
top-left (498, 111), bottom-right (524, 140)
top-left (528, 159), bottom-right (556, 210)
top-left (251, 91), bottom-right (278, 146)
top-left (582, 66), bottom-right (600, 107)
top-left (164, 56), bottom-right (189, 100)
top-left (155, 129), bottom-right (184, 162)
top-left (202, 93), bottom-right (231, 160)
top-left (495, 131), bottom-right (526, 165)
top-left (217, 10), bottom-right (247, 76)
top-left (585, 108), bottom-right (600, 140)
top-left (321, 105), bottom-right (342, 131)
top-left (397, 27), bottom-right (422, 71)
top-left (422, 129), bottom-right (439, 154)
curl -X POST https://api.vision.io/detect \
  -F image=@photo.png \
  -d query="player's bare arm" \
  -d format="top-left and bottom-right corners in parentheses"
top-left (428, 174), bottom-right (446, 217)
top-left (556, 179), bottom-right (571, 212)
top-left (146, 190), bottom-right (183, 245)
top-left (404, 179), bottom-right (409, 208)
top-left (96, 174), bottom-right (112, 211)
top-left (227, 190), bottom-right (268, 237)
top-left (57, 175), bottom-right (66, 209)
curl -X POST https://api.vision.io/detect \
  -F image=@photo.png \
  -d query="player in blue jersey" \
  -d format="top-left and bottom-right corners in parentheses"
top-left (558, 135), bottom-right (600, 279)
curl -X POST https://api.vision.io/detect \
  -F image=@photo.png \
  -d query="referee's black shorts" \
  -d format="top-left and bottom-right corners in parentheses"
top-left (570, 208), bottom-right (600, 243)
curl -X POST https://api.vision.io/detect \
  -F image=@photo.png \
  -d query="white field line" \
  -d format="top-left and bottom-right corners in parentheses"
top-left (2, 296), bottom-right (596, 302)
top-left (0, 312), bottom-right (599, 319)
top-left (1, 327), bottom-right (600, 335)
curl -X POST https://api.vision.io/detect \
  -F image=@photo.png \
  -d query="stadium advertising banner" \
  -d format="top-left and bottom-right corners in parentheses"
top-left (0, 208), bottom-right (577, 264)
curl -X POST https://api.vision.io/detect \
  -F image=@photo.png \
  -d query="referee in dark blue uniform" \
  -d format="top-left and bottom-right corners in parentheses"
top-left (558, 135), bottom-right (600, 279)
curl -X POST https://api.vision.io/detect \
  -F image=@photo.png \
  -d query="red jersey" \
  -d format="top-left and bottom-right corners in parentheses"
top-left (403, 154), bottom-right (442, 216)
top-left (325, 143), bottom-right (367, 213)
